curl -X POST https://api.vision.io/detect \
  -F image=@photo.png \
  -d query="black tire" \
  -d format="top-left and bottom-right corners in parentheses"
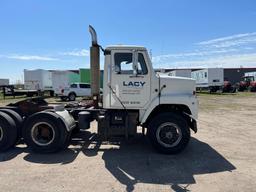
top-left (147, 112), bottom-right (190, 154)
top-left (68, 93), bottom-right (76, 101)
top-left (249, 86), bottom-right (256, 92)
top-left (0, 109), bottom-right (23, 138)
top-left (50, 91), bottom-right (54, 97)
top-left (23, 112), bottom-right (69, 153)
top-left (0, 112), bottom-right (18, 152)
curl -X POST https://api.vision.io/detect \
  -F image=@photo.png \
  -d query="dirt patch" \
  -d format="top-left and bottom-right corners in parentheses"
top-left (0, 93), bottom-right (256, 192)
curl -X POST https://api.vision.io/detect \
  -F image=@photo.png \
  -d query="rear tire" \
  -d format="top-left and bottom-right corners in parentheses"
top-left (68, 93), bottom-right (76, 101)
top-left (0, 112), bottom-right (18, 152)
top-left (23, 112), bottom-right (69, 153)
top-left (148, 112), bottom-right (190, 154)
top-left (0, 109), bottom-right (23, 138)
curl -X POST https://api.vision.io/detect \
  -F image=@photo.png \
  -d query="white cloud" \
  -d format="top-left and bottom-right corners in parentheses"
top-left (154, 53), bottom-right (256, 69)
top-left (1, 55), bottom-right (59, 61)
top-left (61, 49), bottom-right (89, 57)
top-left (152, 48), bottom-right (238, 62)
top-left (153, 31), bottom-right (256, 69)
top-left (198, 32), bottom-right (256, 48)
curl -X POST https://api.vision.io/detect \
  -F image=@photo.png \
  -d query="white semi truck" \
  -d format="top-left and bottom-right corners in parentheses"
top-left (0, 26), bottom-right (198, 154)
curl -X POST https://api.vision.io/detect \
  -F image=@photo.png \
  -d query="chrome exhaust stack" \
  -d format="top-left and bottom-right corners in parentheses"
top-left (89, 25), bottom-right (100, 108)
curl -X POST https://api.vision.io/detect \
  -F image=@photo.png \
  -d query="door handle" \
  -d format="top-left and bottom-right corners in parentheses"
top-left (129, 75), bottom-right (144, 78)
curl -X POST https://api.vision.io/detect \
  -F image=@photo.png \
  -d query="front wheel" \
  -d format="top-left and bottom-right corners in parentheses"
top-left (147, 112), bottom-right (190, 154)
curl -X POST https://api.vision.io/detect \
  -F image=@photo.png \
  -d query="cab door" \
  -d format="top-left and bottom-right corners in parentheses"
top-left (110, 50), bottom-right (151, 109)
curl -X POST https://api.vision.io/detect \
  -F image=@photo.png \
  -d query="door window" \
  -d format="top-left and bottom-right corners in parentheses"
top-left (70, 84), bottom-right (78, 88)
top-left (137, 53), bottom-right (148, 75)
top-left (114, 53), bottom-right (133, 74)
top-left (114, 52), bottom-right (148, 75)
top-left (80, 84), bottom-right (91, 88)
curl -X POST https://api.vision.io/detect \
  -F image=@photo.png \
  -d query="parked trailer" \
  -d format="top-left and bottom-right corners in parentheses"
top-left (24, 69), bottom-right (54, 96)
top-left (0, 26), bottom-right (198, 155)
top-left (52, 70), bottom-right (80, 96)
top-left (0, 79), bottom-right (9, 86)
top-left (191, 68), bottom-right (224, 92)
top-left (167, 69), bottom-right (191, 78)
top-left (1, 85), bottom-right (39, 99)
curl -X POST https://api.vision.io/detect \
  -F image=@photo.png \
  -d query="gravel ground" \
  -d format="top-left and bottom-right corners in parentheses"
top-left (0, 93), bottom-right (256, 192)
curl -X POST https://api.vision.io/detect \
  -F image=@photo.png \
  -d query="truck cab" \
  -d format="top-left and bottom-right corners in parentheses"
top-left (103, 45), bottom-right (198, 124)
top-left (99, 44), bottom-right (198, 153)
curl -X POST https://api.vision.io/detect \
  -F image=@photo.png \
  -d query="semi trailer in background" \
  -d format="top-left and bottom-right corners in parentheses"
top-left (24, 69), bottom-right (80, 96)
top-left (51, 70), bottom-right (80, 95)
top-left (24, 69), bottom-right (54, 96)
top-left (167, 69), bottom-right (191, 78)
top-left (0, 79), bottom-right (9, 86)
top-left (191, 68), bottom-right (224, 92)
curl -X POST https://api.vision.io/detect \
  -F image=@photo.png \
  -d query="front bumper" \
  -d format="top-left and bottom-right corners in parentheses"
top-left (190, 118), bottom-right (197, 133)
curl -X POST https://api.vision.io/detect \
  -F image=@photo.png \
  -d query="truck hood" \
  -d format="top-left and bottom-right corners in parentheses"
top-left (158, 73), bottom-right (196, 96)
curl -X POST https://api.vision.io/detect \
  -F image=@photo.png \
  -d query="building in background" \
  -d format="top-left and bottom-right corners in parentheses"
top-left (163, 67), bottom-right (256, 84)
top-left (79, 68), bottom-right (104, 88)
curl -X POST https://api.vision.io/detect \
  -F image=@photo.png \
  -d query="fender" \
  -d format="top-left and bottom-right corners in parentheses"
top-left (23, 110), bottom-right (76, 133)
top-left (140, 93), bottom-right (198, 124)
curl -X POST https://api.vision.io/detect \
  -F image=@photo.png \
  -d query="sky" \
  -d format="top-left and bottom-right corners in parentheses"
top-left (0, 0), bottom-right (256, 83)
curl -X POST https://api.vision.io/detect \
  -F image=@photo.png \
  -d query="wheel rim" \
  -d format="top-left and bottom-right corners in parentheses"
top-left (70, 94), bottom-right (75, 100)
top-left (156, 122), bottom-right (182, 148)
top-left (0, 126), bottom-right (3, 141)
top-left (31, 122), bottom-right (55, 146)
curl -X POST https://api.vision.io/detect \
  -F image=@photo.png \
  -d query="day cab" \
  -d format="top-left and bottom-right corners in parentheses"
top-left (101, 45), bottom-right (198, 153)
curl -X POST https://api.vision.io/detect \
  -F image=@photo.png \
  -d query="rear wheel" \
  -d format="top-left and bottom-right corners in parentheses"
top-left (0, 112), bottom-right (18, 152)
top-left (23, 113), bottom-right (69, 153)
top-left (0, 109), bottom-right (23, 138)
top-left (148, 112), bottom-right (190, 154)
top-left (68, 93), bottom-right (76, 101)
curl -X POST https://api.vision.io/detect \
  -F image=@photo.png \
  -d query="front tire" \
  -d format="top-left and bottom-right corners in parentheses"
top-left (148, 112), bottom-right (190, 154)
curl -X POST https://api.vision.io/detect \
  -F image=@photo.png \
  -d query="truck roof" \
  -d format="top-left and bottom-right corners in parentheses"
top-left (105, 45), bottom-right (146, 51)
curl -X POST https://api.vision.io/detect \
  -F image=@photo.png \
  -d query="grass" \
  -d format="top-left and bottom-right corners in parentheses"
top-left (197, 91), bottom-right (256, 98)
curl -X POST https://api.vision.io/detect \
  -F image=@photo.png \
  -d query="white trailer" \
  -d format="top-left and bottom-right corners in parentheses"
top-left (0, 79), bottom-right (9, 86)
top-left (24, 69), bottom-right (53, 93)
top-left (167, 69), bottom-right (191, 78)
top-left (191, 68), bottom-right (224, 92)
top-left (52, 70), bottom-right (80, 95)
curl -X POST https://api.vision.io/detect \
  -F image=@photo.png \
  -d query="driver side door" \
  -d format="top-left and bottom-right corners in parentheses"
top-left (110, 50), bottom-right (151, 109)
